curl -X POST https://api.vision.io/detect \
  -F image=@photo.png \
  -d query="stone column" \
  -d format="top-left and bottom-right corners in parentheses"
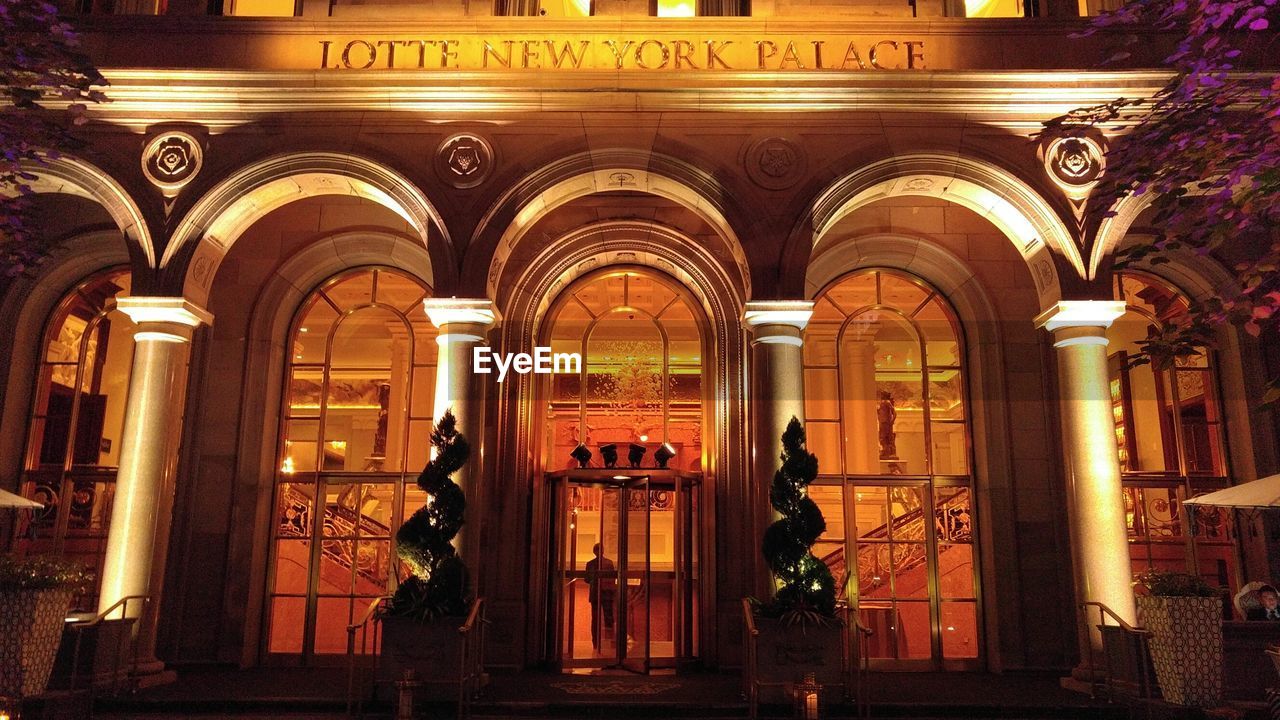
top-left (743, 301), bottom-right (814, 594)
top-left (98, 297), bottom-right (211, 677)
top-left (1035, 300), bottom-right (1133, 663)
top-left (422, 298), bottom-right (500, 569)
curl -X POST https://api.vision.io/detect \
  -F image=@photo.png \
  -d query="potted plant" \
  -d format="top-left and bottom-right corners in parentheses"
top-left (0, 556), bottom-right (92, 698)
top-left (745, 417), bottom-right (844, 708)
top-left (377, 411), bottom-right (484, 705)
top-left (1134, 569), bottom-right (1223, 707)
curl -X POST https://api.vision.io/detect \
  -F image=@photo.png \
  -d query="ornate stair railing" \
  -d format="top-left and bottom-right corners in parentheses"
top-left (280, 484), bottom-right (392, 587)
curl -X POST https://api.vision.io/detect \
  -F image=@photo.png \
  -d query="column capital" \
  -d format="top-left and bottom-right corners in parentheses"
top-left (1034, 300), bottom-right (1126, 334)
top-left (743, 300), bottom-right (814, 331)
top-left (422, 297), bottom-right (501, 329)
top-left (114, 296), bottom-right (212, 342)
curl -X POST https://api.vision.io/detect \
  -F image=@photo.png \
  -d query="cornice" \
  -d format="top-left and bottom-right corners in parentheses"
top-left (90, 68), bottom-right (1171, 131)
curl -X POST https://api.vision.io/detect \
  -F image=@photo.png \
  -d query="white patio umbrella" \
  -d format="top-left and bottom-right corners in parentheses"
top-left (1183, 473), bottom-right (1280, 510)
top-left (0, 487), bottom-right (42, 509)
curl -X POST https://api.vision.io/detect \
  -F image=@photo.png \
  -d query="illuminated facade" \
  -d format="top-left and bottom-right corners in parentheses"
top-left (1, 0), bottom-right (1278, 683)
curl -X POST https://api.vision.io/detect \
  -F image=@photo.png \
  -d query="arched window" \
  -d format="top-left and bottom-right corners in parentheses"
top-left (18, 268), bottom-right (134, 611)
top-left (803, 269), bottom-right (978, 669)
top-left (543, 270), bottom-right (704, 470)
top-left (1106, 271), bottom-right (1237, 591)
top-left (266, 268), bottom-right (437, 659)
top-left (540, 269), bottom-right (706, 669)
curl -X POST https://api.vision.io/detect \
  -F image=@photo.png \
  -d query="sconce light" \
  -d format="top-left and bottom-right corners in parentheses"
top-left (628, 443), bottom-right (647, 468)
top-left (654, 443), bottom-right (676, 469)
top-left (570, 444), bottom-right (592, 468)
top-left (599, 444), bottom-right (618, 469)
top-left (793, 672), bottom-right (821, 720)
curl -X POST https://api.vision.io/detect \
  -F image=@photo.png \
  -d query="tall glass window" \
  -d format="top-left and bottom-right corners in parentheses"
top-left (266, 268), bottom-right (437, 660)
top-left (804, 269), bottom-right (979, 669)
top-left (1106, 272), bottom-right (1237, 593)
top-left (17, 269), bottom-right (134, 611)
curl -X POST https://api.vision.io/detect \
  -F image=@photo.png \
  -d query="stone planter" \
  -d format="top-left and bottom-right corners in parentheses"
top-left (1137, 595), bottom-right (1223, 707)
top-left (0, 587), bottom-right (76, 698)
top-left (376, 614), bottom-right (473, 703)
top-left (753, 616), bottom-right (846, 703)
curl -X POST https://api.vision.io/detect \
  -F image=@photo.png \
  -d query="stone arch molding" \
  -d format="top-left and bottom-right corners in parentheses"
top-left (504, 220), bottom-right (748, 331)
top-left (808, 153), bottom-right (1083, 311)
top-left (164, 152), bottom-right (449, 308)
top-left (483, 163), bottom-right (752, 303)
top-left (13, 156), bottom-right (155, 267)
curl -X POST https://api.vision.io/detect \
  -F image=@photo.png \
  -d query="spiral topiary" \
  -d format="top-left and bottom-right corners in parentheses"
top-left (760, 416), bottom-right (837, 618)
top-left (389, 410), bottom-right (471, 620)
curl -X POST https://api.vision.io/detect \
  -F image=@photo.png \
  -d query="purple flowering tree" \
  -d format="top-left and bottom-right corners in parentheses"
top-left (1039, 0), bottom-right (1280, 402)
top-left (1, 0), bottom-right (106, 277)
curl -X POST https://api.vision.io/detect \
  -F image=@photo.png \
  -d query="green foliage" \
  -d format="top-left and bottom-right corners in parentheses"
top-left (388, 410), bottom-right (472, 621)
top-left (0, 555), bottom-right (92, 591)
top-left (1133, 569), bottom-right (1220, 598)
top-left (759, 417), bottom-right (837, 619)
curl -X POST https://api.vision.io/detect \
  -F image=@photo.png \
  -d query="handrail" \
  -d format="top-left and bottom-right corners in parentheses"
top-left (849, 612), bottom-right (873, 720)
top-left (346, 595), bottom-right (391, 718)
top-left (456, 597), bottom-right (487, 720)
top-left (1079, 601), bottom-right (1153, 704)
top-left (66, 594), bottom-right (149, 695)
top-left (741, 598), bottom-right (759, 636)
top-left (348, 595), bottom-right (390, 636)
top-left (1082, 601), bottom-right (1147, 634)
top-left (459, 596), bottom-right (484, 634)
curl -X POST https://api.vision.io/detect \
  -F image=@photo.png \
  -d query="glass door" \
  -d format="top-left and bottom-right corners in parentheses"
top-left (551, 470), bottom-right (697, 673)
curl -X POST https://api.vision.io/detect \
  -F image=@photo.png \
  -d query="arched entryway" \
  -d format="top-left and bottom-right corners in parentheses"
top-left (486, 215), bottom-right (748, 670)
top-left (538, 268), bottom-right (707, 673)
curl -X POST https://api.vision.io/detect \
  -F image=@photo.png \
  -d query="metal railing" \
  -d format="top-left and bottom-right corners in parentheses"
top-left (1080, 600), bottom-right (1155, 705)
top-left (741, 598), bottom-right (872, 720)
top-left (346, 595), bottom-right (391, 718)
top-left (344, 596), bottom-right (487, 720)
top-left (850, 615), bottom-right (873, 720)
top-left (65, 594), bottom-right (149, 696)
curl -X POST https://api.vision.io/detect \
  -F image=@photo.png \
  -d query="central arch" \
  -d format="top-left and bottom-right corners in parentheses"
top-left (483, 219), bottom-right (747, 669)
top-left (472, 151), bottom-right (753, 302)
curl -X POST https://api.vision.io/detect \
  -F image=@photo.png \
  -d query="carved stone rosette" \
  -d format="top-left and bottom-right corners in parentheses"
top-left (434, 133), bottom-right (494, 189)
top-left (141, 131), bottom-right (203, 195)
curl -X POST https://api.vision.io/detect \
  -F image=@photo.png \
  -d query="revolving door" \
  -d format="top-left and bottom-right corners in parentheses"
top-left (548, 468), bottom-right (700, 673)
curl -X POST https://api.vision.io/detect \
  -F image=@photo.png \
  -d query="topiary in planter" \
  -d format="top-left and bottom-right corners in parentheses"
top-left (760, 416), bottom-right (837, 620)
top-left (0, 556), bottom-right (92, 698)
top-left (389, 410), bottom-right (471, 620)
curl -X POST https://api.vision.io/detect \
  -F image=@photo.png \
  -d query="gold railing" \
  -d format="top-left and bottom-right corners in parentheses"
top-left (821, 489), bottom-right (971, 598)
top-left (1079, 601), bottom-right (1155, 703)
top-left (280, 485), bottom-right (391, 587)
top-left (64, 594), bottom-right (149, 696)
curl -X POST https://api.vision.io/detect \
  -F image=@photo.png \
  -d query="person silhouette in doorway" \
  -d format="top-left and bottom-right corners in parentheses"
top-left (585, 543), bottom-right (616, 651)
